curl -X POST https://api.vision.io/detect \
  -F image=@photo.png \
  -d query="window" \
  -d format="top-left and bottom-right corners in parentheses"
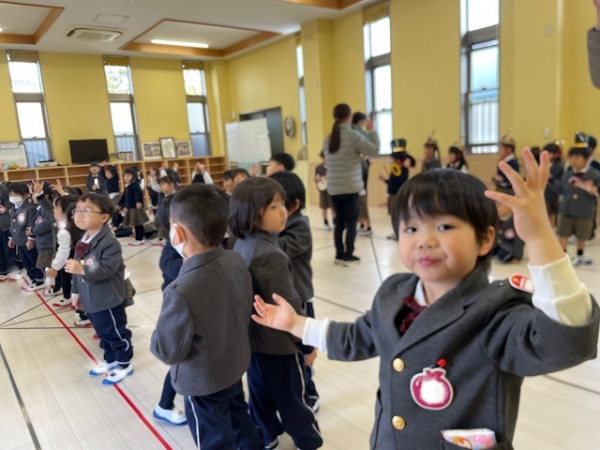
top-left (183, 62), bottom-right (211, 156)
top-left (104, 57), bottom-right (139, 160)
top-left (364, 4), bottom-right (392, 154)
top-left (7, 52), bottom-right (52, 166)
top-left (296, 42), bottom-right (308, 147)
top-left (461, 0), bottom-right (500, 154)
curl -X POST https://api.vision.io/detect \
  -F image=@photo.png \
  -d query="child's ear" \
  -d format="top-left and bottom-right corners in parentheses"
top-left (478, 226), bottom-right (496, 257)
top-left (292, 199), bottom-right (301, 213)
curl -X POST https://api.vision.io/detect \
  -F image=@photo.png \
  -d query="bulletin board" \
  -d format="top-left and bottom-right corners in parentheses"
top-left (0, 142), bottom-right (29, 169)
top-left (226, 119), bottom-right (271, 164)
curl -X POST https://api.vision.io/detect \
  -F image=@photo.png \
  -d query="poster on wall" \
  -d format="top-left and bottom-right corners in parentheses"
top-left (142, 142), bottom-right (162, 160)
top-left (176, 141), bottom-right (192, 157)
top-left (0, 143), bottom-right (28, 170)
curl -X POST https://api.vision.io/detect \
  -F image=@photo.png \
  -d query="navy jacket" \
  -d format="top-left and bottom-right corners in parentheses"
top-left (494, 157), bottom-right (520, 190)
top-left (0, 184), bottom-right (12, 232)
top-left (545, 161), bottom-right (564, 204)
top-left (86, 173), bottom-right (107, 195)
top-left (105, 166), bottom-right (120, 194)
top-left (559, 166), bottom-right (600, 219)
top-left (386, 165), bottom-right (409, 196)
top-left (118, 181), bottom-right (144, 209)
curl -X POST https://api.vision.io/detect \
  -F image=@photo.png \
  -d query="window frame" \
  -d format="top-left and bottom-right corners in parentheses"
top-left (183, 65), bottom-right (212, 156)
top-left (296, 43), bottom-right (308, 147)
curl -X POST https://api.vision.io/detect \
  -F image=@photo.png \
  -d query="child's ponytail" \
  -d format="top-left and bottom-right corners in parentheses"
top-left (329, 104), bottom-right (351, 154)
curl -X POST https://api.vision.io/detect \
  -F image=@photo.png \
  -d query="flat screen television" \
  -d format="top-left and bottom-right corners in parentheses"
top-left (69, 139), bottom-right (109, 164)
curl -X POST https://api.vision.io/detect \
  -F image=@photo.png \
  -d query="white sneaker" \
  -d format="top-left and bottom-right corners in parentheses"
top-left (89, 361), bottom-right (119, 376)
top-left (23, 282), bottom-right (45, 292)
top-left (102, 364), bottom-right (133, 385)
top-left (43, 287), bottom-right (62, 297)
top-left (8, 271), bottom-right (23, 281)
top-left (0, 274), bottom-right (7, 282)
top-left (153, 405), bottom-right (187, 426)
top-left (74, 318), bottom-right (93, 327)
top-left (52, 298), bottom-right (71, 307)
top-left (129, 240), bottom-right (145, 247)
top-left (153, 238), bottom-right (166, 247)
top-left (572, 256), bottom-right (592, 266)
top-left (323, 224), bottom-right (331, 231)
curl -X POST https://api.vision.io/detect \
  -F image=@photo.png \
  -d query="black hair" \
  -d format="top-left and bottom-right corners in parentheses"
top-left (171, 184), bottom-right (229, 247)
top-left (448, 146), bottom-right (468, 168)
top-left (329, 103), bottom-right (352, 154)
top-left (65, 203), bottom-right (84, 248)
top-left (159, 175), bottom-right (177, 185)
top-left (232, 168), bottom-right (249, 179)
top-left (568, 147), bottom-right (589, 159)
top-left (543, 143), bottom-right (559, 153)
top-left (393, 169), bottom-right (497, 271)
top-left (269, 171), bottom-right (305, 211)
top-left (53, 194), bottom-right (79, 214)
top-left (530, 146), bottom-right (541, 164)
top-left (424, 141), bottom-right (441, 160)
top-left (392, 151), bottom-right (416, 168)
top-left (64, 186), bottom-right (84, 196)
top-left (192, 173), bottom-right (206, 184)
top-left (222, 170), bottom-right (234, 182)
top-left (352, 112), bottom-right (367, 125)
top-left (90, 163), bottom-right (101, 168)
top-left (8, 182), bottom-right (30, 196)
top-left (319, 151), bottom-right (325, 158)
top-left (589, 136), bottom-right (597, 151)
top-left (77, 193), bottom-right (114, 222)
top-left (270, 153), bottom-right (296, 172)
top-left (123, 168), bottom-right (137, 178)
top-left (229, 177), bottom-right (286, 239)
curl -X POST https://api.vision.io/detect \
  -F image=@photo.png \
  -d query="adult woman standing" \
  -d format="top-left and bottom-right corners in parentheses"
top-left (323, 104), bottom-right (380, 266)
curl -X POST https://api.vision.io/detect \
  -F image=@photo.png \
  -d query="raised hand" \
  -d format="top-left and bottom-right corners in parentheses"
top-left (485, 148), bottom-right (564, 265)
top-left (31, 179), bottom-right (43, 195)
top-left (53, 179), bottom-right (66, 196)
top-left (252, 294), bottom-right (306, 339)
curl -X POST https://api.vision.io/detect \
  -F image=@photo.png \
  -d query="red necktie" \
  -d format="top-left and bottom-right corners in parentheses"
top-left (398, 296), bottom-right (427, 335)
top-left (75, 243), bottom-right (90, 259)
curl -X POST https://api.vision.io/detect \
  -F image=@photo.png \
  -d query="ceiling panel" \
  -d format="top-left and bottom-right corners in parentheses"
top-left (0, 3), bottom-right (51, 35)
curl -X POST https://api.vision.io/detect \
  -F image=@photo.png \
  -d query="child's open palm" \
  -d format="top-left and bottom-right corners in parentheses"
top-left (252, 294), bottom-right (305, 339)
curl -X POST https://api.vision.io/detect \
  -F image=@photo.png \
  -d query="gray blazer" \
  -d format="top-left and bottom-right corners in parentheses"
top-left (323, 123), bottom-right (380, 196)
top-left (9, 200), bottom-right (37, 247)
top-left (559, 166), bottom-right (600, 219)
top-left (326, 269), bottom-right (599, 450)
top-left (151, 247), bottom-right (254, 397)
top-left (234, 232), bottom-right (304, 355)
top-left (588, 28), bottom-right (600, 89)
top-left (71, 226), bottom-right (125, 314)
top-left (278, 210), bottom-right (313, 303)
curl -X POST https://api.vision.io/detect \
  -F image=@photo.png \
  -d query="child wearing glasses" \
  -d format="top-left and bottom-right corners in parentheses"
top-left (66, 194), bottom-right (133, 385)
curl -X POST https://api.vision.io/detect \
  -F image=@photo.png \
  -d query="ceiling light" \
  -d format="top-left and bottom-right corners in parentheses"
top-left (151, 39), bottom-right (209, 49)
top-left (0, 28), bottom-right (3, 33)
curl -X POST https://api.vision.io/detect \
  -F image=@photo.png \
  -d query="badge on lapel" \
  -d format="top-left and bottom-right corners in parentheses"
top-left (410, 359), bottom-right (453, 410)
top-left (0, 205), bottom-right (6, 214)
top-left (504, 228), bottom-right (515, 240)
top-left (17, 213), bottom-right (25, 223)
top-left (509, 274), bottom-right (533, 293)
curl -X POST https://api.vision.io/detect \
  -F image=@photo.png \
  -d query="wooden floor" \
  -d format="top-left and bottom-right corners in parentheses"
top-left (0, 205), bottom-right (598, 450)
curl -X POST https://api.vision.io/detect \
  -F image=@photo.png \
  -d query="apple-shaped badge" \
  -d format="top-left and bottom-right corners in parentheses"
top-left (410, 359), bottom-right (453, 410)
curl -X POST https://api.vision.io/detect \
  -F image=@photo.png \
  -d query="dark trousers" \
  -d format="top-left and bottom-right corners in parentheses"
top-left (87, 303), bottom-right (133, 364)
top-left (0, 230), bottom-right (18, 274)
top-left (303, 303), bottom-right (319, 408)
top-left (185, 381), bottom-right (263, 450)
top-left (248, 352), bottom-right (323, 450)
top-left (54, 269), bottom-right (72, 298)
top-left (159, 371), bottom-right (177, 410)
top-left (17, 245), bottom-right (44, 281)
top-left (134, 226), bottom-right (144, 241)
top-left (330, 193), bottom-right (360, 259)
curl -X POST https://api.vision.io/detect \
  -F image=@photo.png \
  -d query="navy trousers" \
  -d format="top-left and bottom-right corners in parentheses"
top-left (185, 381), bottom-right (263, 450)
top-left (87, 303), bottom-right (133, 364)
top-left (17, 245), bottom-right (44, 281)
top-left (330, 193), bottom-right (360, 259)
top-left (247, 352), bottom-right (323, 450)
top-left (0, 230), bottom-right (19, 274)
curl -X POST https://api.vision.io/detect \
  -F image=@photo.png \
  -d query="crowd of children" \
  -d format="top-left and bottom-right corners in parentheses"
top-left (2, 125), bottom-right (600, 450)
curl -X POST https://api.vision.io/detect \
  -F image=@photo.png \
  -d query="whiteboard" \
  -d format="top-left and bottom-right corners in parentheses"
top-left (226, 119), bottom-right (271, 163)
top-left (0, 143), bottom-right (28, 169)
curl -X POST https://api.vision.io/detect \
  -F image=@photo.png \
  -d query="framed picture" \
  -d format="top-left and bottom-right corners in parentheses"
top-left (159, 137), bottom-right (176, 159)
top-left (141, 142), bottom-right (162, 160)
top-left (176, 140), bottom-right (192, 157)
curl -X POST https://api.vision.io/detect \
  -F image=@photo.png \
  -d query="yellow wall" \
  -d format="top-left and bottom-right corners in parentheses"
top-left (0, 51), bottom-right (22, 143)
top-left (205, 60), bottom-right (231, 156)
top-left (130, 58), bottom-right (190, 144)
top-left (227, 36), bottom-right (302, 156)
top-left (40, 53), bottom-right (114, 163)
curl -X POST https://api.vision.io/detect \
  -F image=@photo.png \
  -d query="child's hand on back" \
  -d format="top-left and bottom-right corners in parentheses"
top-left (485, 148), bottom-right (564, 265)
top-left (252, 294), bottom-right (306, 339)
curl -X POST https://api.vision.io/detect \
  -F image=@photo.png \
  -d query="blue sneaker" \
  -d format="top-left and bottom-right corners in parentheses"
top-left (153, 405), bottom-right (187, 426)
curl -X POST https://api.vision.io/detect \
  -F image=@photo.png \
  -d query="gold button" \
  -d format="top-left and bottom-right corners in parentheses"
top-left (392, 415), bottom-right (405, 430)
top-left (392, 358), bottom-right (405, 372)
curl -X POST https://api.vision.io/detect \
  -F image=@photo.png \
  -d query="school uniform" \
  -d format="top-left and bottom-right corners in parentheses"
top-left (119, 181), bottom-right (149, 228)
top-left (315, 164), bottom-right (332, 210)
top-left (9, 199), bottom-right (44, 282)
top-left (494, 154), bottom-right (520, 191)
top-left (446, 161), bottom-right (469, 173)
top-left (385, 163), bottom-right (409, 213)
top-left (31, 195), bottom-right (56, 269)
top-left (155, 192), bottom-right (174, 240)
top-left (71, 226), bottom-right (132, 365)
top-left (86, 173), bottom-right (108, 195)
top-left (494, 215), bottom-right (524, 263)
top-left (421, 157), bottom-right (441, 172)
top-left (306, 263), bottom-right (599, 449)
top-left (151, 248), bottom-right (263, 450)
top-left (545, 160), bottom-right (564, 216)
top-left (557, 166), bottom-right (600, 240)
top-left (234, 233), bottom-right (323, 449)
top-left (0, 185), bottom-right (17, 275)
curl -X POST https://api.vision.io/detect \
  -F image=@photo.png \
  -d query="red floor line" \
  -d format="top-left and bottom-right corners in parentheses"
top-left (31, 289), bottom-right (173, 450)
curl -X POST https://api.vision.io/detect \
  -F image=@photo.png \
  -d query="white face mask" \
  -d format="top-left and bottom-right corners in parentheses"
top-left (9, 196), bottom-right (22, 206)
top-left (169, 224), bottom-right (186, 259)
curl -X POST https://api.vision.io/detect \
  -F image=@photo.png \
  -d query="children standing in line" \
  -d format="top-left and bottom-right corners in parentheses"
top-left (422, 137), bottom-right (441, 172)
top-left (447, 145), bottom-right (469, 173)
top-left (315, 152), bottom-right (335, 231)
top-left (151, 185), bottom-right (262, 449)
top-left (266, 153), bottom-right (295, 177)
top-left (118, 168), bottom-right (150, 246)
top-left (30, 181), bottom-right (56, 291)
top-left (557, 145), bottom-right (600, 265)
top-left (46, 195), bottom-right (79, 307)
top-left (66, 194), bottom-right (133, 385)
top-left (86, 163), bottom-right (107, 195)
top-left (270, 171), bottom-right (320, 412)
top-left (543, 141), bottom-right (564, 226)
top-left (493, 135), bottom-right (520, 190)
top-left (230, 178), bottom-right (322, 450)
top-left (0, 183), bottom-right (18, 281)
top-left (252, 149), bottom-right (599, 450)
top-left (8, 182), bottom-right (45, 289)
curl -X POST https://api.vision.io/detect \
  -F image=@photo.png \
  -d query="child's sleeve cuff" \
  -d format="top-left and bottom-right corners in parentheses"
top-left (303, 317), bottom-right (330, 353)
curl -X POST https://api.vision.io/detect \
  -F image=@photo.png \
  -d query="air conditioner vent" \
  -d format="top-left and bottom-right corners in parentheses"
top-left (65, 28), bottom-right (123, 42)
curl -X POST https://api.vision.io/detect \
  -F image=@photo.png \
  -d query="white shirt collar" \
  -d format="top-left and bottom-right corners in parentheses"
top-left (414, 280), bottom-right (428, 307)
top-left (503, 153), bottom-right (516, 163)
